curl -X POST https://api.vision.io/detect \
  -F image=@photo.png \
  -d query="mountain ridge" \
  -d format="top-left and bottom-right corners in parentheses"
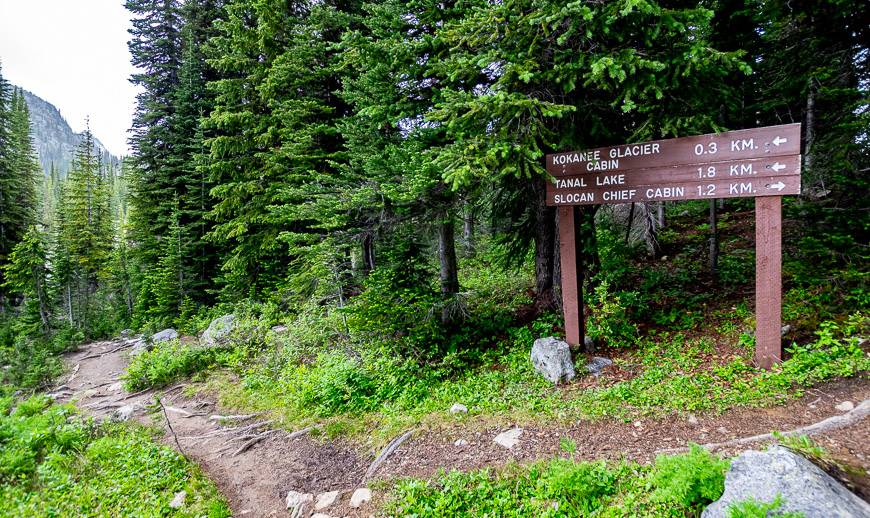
top-left (16, 86), bottom-right (121, 176)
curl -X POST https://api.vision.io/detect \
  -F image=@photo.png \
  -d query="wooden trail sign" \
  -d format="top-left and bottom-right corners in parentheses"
top-left (548, 124), bottom-right (802, 369)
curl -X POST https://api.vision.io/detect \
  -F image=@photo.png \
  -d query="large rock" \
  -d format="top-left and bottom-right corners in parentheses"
top-left (702, 446), bottom-right (870, 518)
top-left (200, 314), bottom-right (236, 348)
top-left (531, 337), bottom-right (576, 384)
top-left (152, 328), bottom-right (178, 343)
top-left (131, 328), bottom-right (178, 356)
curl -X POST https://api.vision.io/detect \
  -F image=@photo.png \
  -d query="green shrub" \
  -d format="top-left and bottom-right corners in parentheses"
top-left (649, 445), bottom-right (729, 509)
top-left (586, 280), bottom-right (639, 347)
top-left (727, 495), bottom-right (803, 518)
top-left (385, 448), bottom-right (729, 517)
top-left (124, 340), bottom-right (223, 391)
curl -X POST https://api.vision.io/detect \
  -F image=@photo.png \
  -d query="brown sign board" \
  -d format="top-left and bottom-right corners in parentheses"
top-left (547, 155), bottom-right (801, 206)
top-left (549, 123), bottom-right (803, 371)
top-left (546, 123), bottom-right (801, 177)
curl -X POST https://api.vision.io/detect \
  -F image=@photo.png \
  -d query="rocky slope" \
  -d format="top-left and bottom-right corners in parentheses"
top-left (17, 87), bottom-right (120, 176)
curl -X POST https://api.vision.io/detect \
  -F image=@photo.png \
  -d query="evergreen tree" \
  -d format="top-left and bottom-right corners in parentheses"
top-left (204, 0), bottom-right (305, 296)
top-left (56, 123), bottom-right (113, 334)
top-left (0, 72), bottom-right (40, 313)
top-left (1, 226), bottom-right (50, 333)
top-left (125, 0), bottom-right (182, 269)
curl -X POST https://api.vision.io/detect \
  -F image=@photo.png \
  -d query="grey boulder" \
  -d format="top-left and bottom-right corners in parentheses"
top-left (200, 314), bottom-right (236, 348)
top-left (131, 328), bottom-right (178, 357)
top-left (531, 337), bottom-right (575, 384)
top-left (702, 446), bottom-right (870, 518)
top-left (152, 328), bottom-right (178, 343)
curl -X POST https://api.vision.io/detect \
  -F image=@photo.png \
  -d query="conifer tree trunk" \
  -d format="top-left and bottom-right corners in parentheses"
top-left (709, 200), bottom-right (719, 278)
top-left (533, 179), bottom-right (557, 310)
top-left (438, 211), bottom-right (460, 325)
top-left (462, 200), bottom-right (475, 257)
top-left (362, 233), bottom-right (375, 273)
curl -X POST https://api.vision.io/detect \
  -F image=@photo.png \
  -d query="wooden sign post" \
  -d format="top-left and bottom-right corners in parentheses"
top-left (546, 124), bottom-right (801, 368)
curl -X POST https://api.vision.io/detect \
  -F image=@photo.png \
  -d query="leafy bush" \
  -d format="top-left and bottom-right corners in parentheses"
top-left (124, 339), bottom-right (225, 391)
top-left (649, 445), bottom-right (730, 509)
top-left (385, 447), bottom-right (729, 517)
top-left (727, 495), bottom-right (802, 518)
top-left (586, 280), bottom-right (639, 347)
top-left (0, 396), bottom-right (229, 517)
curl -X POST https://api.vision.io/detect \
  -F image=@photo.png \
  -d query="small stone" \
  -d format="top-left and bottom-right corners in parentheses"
top-left (169, 490), bottom-right (186, 509)
top-left (315, 491), bottom-right (339, 511)
top-left (583, 335), bottom-right (595, 351)
top-left (113, 404), bottom-right (135, 422)
top-left (454, 439), bottom-right (468, 447)
top-left (781, 324), bottom-right (792, 336)
top-left (633, 420), bottom-right (643, 429)
top-left (687, 414), bottom-right (699, 426)
top-left (311, 514), bottom-right (334, 518)
top-left (531, 337), bottom-right (576, 384)
top-left (349, 488), bottom-right (372, 508)
top-left (716, 426), bottom-right (728, 434)
top-left (285, 491), bottom-right (314, 518)
top-left (585, 357), bottom-right (613, 377)
top-left (835, 401), bottom-right (854, 412)
top-left (108, 381), bottom-right (123, 392)
top-left (449, 403), bottom-right (468, 414)
top-left (660, 255), bottom-right (669, 261)
top-left (119, 329), bottom-right (134, 338)
top-left (271, 324), bottom-right (289, 334)
top-left (494, 428), bottom-right (523, 449)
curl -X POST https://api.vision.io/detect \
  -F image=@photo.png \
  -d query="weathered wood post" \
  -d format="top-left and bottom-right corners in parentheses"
top-left (558, 206), bottom-right (582, 347)
top-left (754, 195), bottom-right (783, 368)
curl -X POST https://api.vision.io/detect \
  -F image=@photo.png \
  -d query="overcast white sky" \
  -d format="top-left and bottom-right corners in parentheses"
top-left (0, 0), bottom-right (138, 156)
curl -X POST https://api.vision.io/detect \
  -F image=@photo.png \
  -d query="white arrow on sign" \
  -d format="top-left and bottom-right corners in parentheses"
top-left (767, 181), bottom-right (786, 191)
top-left (770, 162), bottom-right (786, 172)
top-left (771, 136), bottom-right (788, 146)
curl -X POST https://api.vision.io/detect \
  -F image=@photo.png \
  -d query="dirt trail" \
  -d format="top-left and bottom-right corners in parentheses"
top-left (56, 338), bottom-right (369, 518)
top-left (55, 337), bottom-right (870, 516)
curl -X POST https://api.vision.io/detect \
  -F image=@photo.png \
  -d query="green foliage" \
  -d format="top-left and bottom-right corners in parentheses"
top-left (124, 339), bottom-right (226, 391)
top-left (385, 447), bottom-right (729, 517)
top-left (0, 81), bottom-right (40, 314)
top-left (727, 495), bottom-right (803, 518)
top-left (0, 396), bottom-right (229, 517)
top-left (586, 280), bottom-right (638, 348)
top-left (649, 445), bottom-right (730, 509)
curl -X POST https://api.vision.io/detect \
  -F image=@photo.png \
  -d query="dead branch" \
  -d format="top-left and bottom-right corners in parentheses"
top-left (365, 429), bottom-right (414, 480)
top-left (232, 430), bottom-right (278, 456)
top-left (209, 413), bottom-right (262, 422)
top-left (67, 364), bottom-right (80, 384)
top-left (158, 398), bottom-right (187, 459)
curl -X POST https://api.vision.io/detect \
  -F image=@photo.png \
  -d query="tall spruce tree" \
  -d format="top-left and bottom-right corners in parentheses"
top-left (419, 0), bottom-right (748, 306)
top-left (126, 0), bottom-right (182, 272)
top-left (56, 123), bottom-right (113, 334)
top-left (204, 0), bottom-right (307, 297)
top-left (0, 73), bottom-right (40, 313)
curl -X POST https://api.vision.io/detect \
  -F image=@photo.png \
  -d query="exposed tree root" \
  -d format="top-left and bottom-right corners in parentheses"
top-left (657, 399), bottom-right (870, 454)
top-left (365, 429), bottom-right (414, 480)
